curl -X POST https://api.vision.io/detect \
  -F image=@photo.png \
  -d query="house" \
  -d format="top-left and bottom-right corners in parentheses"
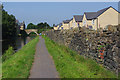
top-left (82, 6), bottom-right (119, 30)
top-left (62, 20), bottom-right (71, 29)
top-left (72, 15), bottom-right (83, 29)
top-left (69, 18), bottom-right (73, 29)
top-left (20, 21), bottom-right (25, 30)
top-left (53, 25), bottom-right (58, 30)
top-left (54, 23), bottom-right (63, 30)
top-left (58, 23), bottom-right (63, 30)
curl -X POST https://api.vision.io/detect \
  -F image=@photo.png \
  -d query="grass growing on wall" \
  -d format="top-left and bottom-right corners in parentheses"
top-left (2, 36), bottom-right (39, 78)
top-left (42, 35), bottom-right (117, 78)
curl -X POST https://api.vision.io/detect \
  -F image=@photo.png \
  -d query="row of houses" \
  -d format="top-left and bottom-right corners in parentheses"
top-left (54, 6), bottom-right (120, 30)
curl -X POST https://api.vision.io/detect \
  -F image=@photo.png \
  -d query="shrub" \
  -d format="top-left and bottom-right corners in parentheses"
top-left (2, 47), bottom-right (15, 62)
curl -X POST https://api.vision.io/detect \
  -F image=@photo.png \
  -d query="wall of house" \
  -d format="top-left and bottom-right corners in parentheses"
top-left (90, 19), bottom-right (98, 30)
top-left (118, 13), bottom-right (120, 25)
top-left (98, 7), bottom-right (119, 29)
top-left (73, 17), bottom-right (78, 28)
top-left (42, 25), bottom-right (120, 75)
top-left (79, 22), bottom-right (82, 27)
top-left (82, 14), bottom-right (87, 27)
top-left (82, 14), bottom-right (96, 29)
top-left (69, 20), bottom-right (73, 28)
top-left (62, 22), bottom-right (70, 29)
top-left (54, 27), bottom-right (58, 30)
top-left (87, 20), bottom-right (92, 27)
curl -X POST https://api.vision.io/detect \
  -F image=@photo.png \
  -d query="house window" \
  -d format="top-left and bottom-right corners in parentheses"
top-left (89, 26), bottom-right (93, 29)
top-left (70, 27), bottom-right (73, 29)
top-left (92, 19), bottom-right (94, 25)
top-left (77, 22), bottom-right (79, 27)
top-left (74, 22), bottom-right (76, 27)
top-left (83, 20), bottom-right (86, 25)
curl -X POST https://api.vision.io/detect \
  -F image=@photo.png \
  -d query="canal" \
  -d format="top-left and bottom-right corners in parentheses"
top-left (2, 36), bottom-right (36, 54)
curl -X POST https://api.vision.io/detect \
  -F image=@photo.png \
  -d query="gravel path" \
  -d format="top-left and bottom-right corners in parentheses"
top-left (29, 36), bottom-right (59, 78)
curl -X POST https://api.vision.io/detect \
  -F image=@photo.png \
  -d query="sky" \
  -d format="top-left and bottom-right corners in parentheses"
top-left (2, 2), bottom-right (119, 27)
top-left (1, 0), bottom-right (120, 2)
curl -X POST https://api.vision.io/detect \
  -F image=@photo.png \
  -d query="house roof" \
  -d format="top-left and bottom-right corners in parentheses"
top-left (59, 23), bottom-right (63, 27)
top-left (84, 6), bottom-right (119, 20)
top-left (70, 18), bottom-right (73, 20)
top-left (73, 15), bottom-right (83, 22)
top-left (54, 25), bottom-right (57, 27)
top-left (84, 12), bottom-right (97, 20)
top-left (63, 19), bottom-right (71, 24)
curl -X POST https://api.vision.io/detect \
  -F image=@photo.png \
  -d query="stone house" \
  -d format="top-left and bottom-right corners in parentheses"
top-left (69, 18), bottom-right (73, 29)
top-left (62, 20), bottom-right (71, 29)
top-left (58, 23), bottom-right (63, 30)
top-left (53, 25), bottom-right (58, 30)
top-left (71, 15), bottom-right (83, 29)
top-left (82, 6), bottom-right (119, 30)
top-left (54, 23), bottom-right (63, 30)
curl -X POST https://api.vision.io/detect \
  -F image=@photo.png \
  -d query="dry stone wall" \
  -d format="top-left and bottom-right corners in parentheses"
top-left (42, 25), bottom-right (120, 75)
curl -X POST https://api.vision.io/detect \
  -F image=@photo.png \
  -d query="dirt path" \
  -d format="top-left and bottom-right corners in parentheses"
top-left (29, 36), bottom-right (59, 78)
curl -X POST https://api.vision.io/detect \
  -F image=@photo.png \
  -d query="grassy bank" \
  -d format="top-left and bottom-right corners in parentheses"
top-left (2, 47), bottom-right (15, 62)
top-left (42, 35), bottom-right (117, 78)
top-left (2, 36), bottom-right (39, 78)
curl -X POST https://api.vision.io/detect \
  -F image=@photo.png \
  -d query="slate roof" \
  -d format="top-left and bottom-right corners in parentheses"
top-left (59, 23), bottom-right (62, 27)
top-left (63, 19), bottom-right (71, 24)
top-left (84, 6), bottom-right (118, 20)
top-left (84, 12), bottom-right (97, 20)
top-left (54, 25), bottom-right (57, 27)
top-left (73, 15), bottom-right (83, 22)
top-left (70, 18), bottom-right (73, 20)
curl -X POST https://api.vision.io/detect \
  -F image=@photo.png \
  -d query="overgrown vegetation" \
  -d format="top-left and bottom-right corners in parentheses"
top-left (2, 5), bottom-right (17, 39)
top-left (2, 47), bottom-right (15, 62)
top-left (27, 22), bottom-right (53, 34)
top-left (2, 36), bottom-right (39, 78)
top-left (42, 35), bottom-right (117, 78)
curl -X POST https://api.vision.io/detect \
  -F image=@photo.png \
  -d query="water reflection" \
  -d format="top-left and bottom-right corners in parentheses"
top-left (2, 36), bottom-right (35, 54)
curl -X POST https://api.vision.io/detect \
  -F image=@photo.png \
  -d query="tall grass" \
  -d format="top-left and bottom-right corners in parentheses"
top-left (42, 35), bottom-right (117, 78)
top-left (2, 47), bottom-right (15, 62)
top-left (2, 36), bottom-right (39, 78)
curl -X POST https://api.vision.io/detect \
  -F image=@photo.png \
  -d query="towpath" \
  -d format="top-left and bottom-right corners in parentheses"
top-left (29, 36), bottom-right (59, 78)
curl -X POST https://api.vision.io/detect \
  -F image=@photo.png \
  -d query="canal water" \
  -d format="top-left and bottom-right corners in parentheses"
top-left (2, 36), bottom-right (35, 55)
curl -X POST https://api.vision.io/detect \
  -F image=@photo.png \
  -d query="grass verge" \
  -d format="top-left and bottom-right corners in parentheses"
top-left (42, 35), bottom-right (117, 78)
top-left (2, 36), bottom-right (39, 78)
top-left (2, 47), bottom-right (15, 62)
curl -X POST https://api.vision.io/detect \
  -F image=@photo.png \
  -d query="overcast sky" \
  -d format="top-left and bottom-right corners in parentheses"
top-left (3, 2), bottom-right (118, 27)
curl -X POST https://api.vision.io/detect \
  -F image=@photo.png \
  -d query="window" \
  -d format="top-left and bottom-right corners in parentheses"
top-left (74, 22), bottom-right (76, 27)
top-left (89, 26), bottom-right (93, 29)
top-left (83, 20), bottom-right (86, 26)
top-left (77, 22), bottom-right (79, 27)
top-left (92, 19), bottom-right (94, 25)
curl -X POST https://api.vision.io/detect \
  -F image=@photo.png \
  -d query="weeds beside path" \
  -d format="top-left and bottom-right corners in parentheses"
top-left (2, 36), bottom-right (39, 78)
top-left (42, 35), bottom-right (117, 78)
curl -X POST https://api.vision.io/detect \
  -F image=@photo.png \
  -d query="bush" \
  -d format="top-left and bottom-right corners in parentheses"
top-left (2, 47), bottom-right (15, 62)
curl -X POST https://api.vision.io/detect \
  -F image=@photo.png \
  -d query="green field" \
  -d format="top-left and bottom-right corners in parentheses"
top-left (42, 35), bottom-right (117, 78)
top-left (2, 36), bottom-right (39, 78)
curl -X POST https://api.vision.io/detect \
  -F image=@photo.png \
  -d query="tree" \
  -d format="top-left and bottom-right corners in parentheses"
top-left (37, 22), bottom-right (50, 29)
top-left (27, 23), bottom-right (37, 29)
top-left (53, 24), bottom-right (55, 27)
top-left (44, 22), bottom-right (50, 29)
top-left (37, 22), bottom-right (44, 29)
top-left (2, 8), bottom-right (17, 39)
